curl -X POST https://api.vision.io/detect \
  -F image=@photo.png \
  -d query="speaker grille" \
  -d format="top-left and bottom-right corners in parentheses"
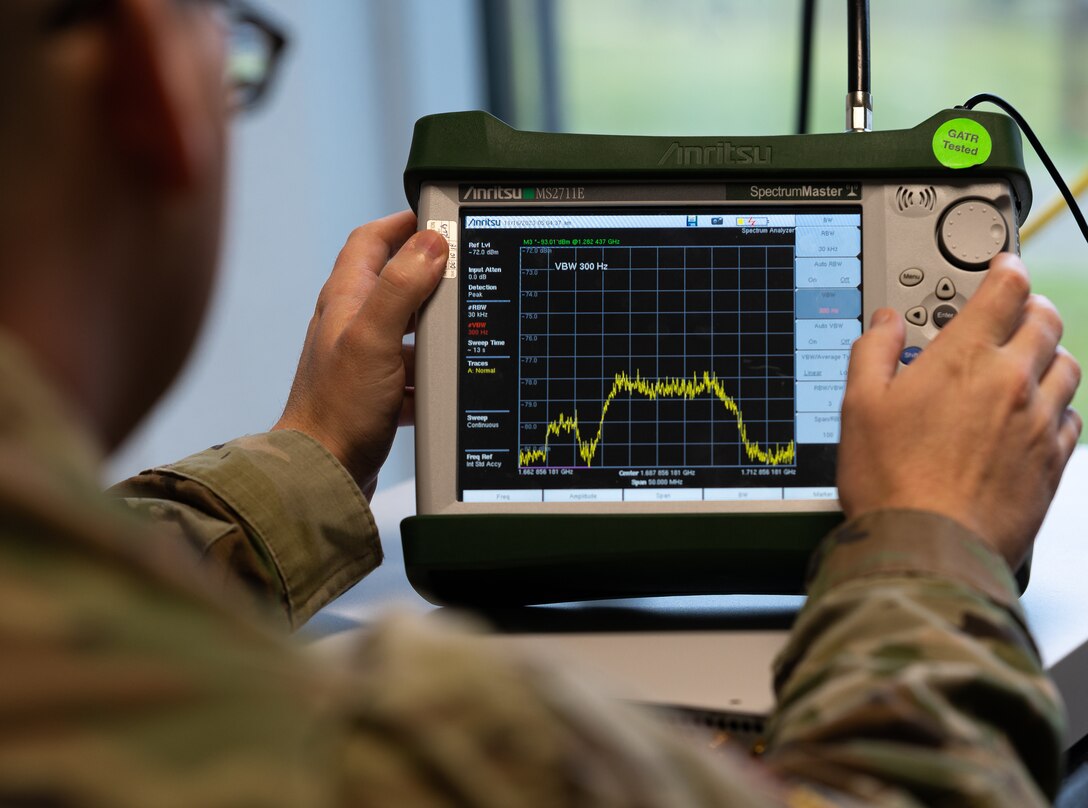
top-left (896, 185), bottom-right (937, 213)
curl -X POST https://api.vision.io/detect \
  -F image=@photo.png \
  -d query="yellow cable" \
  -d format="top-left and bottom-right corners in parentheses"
top-left (1021, 167), bottom-right (1088, 243)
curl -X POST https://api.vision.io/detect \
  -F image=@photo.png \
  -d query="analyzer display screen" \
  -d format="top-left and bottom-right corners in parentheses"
top-left (457, 208), bottom-right (861, 504)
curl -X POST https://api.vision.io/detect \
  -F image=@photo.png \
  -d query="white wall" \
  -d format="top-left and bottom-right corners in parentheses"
top-left (107, 0), bottom-right (484, 490)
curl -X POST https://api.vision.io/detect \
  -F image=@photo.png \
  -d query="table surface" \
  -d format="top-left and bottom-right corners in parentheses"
top-left (318, 446), bottom-right (1088, 748)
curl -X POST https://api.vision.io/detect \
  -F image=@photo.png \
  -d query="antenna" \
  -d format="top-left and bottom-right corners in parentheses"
top-left (796, 0), bottom-right (817, 134)
top-left (846, 0), bottom-right (872, 132)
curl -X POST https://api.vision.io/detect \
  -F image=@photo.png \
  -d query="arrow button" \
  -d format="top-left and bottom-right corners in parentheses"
top-left (905, 306), bottom-right (928, 327)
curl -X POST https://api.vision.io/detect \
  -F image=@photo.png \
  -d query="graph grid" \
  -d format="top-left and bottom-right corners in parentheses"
top-left (517, 242), bottom-right (797, 470)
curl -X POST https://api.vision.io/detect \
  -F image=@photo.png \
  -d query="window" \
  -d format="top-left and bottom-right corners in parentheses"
top-left (484, 0), bottom-right (1088, 430)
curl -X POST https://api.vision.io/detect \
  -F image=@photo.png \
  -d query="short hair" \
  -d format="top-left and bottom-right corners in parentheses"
top-left (43, 0), bottom-right (113, 32)
top-left (0, 6), bottom-right (24, 138)
top-left (0, 0), bottom-right (102, 138)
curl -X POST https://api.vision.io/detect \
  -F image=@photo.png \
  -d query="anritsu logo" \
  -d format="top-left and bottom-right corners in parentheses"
top-left (465, 217), bottom-right (503, 228)
top-left (462, 185), bottom-right (530, 201)
top-left (658, 141), bottom-right (772, 166)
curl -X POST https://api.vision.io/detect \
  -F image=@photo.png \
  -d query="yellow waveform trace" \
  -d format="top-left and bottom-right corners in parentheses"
top-left (518, 370), bottom-right (795, 468)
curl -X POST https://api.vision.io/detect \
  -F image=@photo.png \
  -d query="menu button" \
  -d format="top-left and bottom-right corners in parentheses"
top-left (899, 267), bottom-right (924, 287)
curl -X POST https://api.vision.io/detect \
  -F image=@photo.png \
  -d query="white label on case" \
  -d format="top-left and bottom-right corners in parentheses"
top-left (426, 220), bottom-right (458, 278)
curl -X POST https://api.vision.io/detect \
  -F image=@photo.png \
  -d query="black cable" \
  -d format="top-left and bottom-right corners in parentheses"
top-left (797, 0), bottom-right (817, 134)
top-left (963, 93), bottom-right (1088, 245)
top-left (847, 0), bottom-right (870, 96)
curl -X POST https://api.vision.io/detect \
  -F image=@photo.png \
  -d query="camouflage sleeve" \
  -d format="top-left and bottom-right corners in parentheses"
top-left (4, 449), bottom-right (1064, 806)
top-left (326, 613), bottom-right (802, 808)
top-left (0, 493), bottom-right (348, 807)
top-left (764, 509), bottom-right (1065, 807)
top-left (0, 510), bottom-right (808, 808)
top-left (109, 429), bottom-right (380, 629)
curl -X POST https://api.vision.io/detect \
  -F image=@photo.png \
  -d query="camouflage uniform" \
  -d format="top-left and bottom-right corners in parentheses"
top-left (0, 331), bottom-right (1064, 807)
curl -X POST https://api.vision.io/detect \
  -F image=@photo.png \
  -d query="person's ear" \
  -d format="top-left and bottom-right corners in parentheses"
top-left (105, 0), bottom-right (220, 192)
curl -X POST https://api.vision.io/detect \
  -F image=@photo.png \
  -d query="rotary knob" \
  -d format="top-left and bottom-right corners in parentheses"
top-left (938, 199), bottom-right (1007, 270)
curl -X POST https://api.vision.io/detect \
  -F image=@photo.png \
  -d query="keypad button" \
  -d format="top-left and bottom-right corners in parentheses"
top-left (933, 304), bottom-right (958, 329)
top-left (936, 277), bottom-right (956, 300)
top-left (905, 306), bottom-right (928, 326)
top-left (900, 346), bottom-right (923, 365)
top-left (899, 267), bottom-right (924, 287)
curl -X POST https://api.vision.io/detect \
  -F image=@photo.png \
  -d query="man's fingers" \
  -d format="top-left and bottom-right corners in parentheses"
top-left (335, 211), bottom-right (417, 276)
top-left (1058, 407), bottom-right (1084, 464)
top-left (845, 308), bottom-right (905, 395)
top-left (1005, 295), bottom-right (1064, 380)
top-left (943, 253), bottom-right (1030, 346)
top-left (1040, 348), bottom-right (1081, 485)
top-left (1039, 347), bottom-right (1082, 420)
top-left (356, 229), bottom-right (448, 351)
top-left (317, 211), bottom-right (418, 313)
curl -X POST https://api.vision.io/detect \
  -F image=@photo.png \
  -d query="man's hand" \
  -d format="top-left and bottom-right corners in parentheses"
top-left (838, 253), bottom-right (1082, 568)
top-left (273, 211), bottom-right (448, 499)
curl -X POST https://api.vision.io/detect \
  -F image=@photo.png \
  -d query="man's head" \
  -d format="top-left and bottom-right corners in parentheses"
top-left (0, 0), bottom-right (278, 450)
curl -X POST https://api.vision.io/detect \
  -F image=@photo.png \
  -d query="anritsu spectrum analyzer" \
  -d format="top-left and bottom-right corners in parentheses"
top-left (396, 2), bottom-right (1057, 605)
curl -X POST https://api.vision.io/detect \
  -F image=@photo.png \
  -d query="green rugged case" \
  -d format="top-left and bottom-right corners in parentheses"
top-left (401, 109), bottom-right (1031, 607)
top-left (405, 109), bottom-right (1031, 223)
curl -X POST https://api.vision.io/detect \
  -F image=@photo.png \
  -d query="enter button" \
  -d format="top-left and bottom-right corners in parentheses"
top-left (933, 304), bottom-right (958, 329)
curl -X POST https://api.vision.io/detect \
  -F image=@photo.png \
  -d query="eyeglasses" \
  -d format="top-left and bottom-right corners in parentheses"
top-left (211, 0), bottom-right (288, 112)
top-left (44, 0), bottom-right (289, 113)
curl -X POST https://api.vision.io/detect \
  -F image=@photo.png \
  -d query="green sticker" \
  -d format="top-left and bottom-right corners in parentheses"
top-left (932, 118), bottom-right (993, 169)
